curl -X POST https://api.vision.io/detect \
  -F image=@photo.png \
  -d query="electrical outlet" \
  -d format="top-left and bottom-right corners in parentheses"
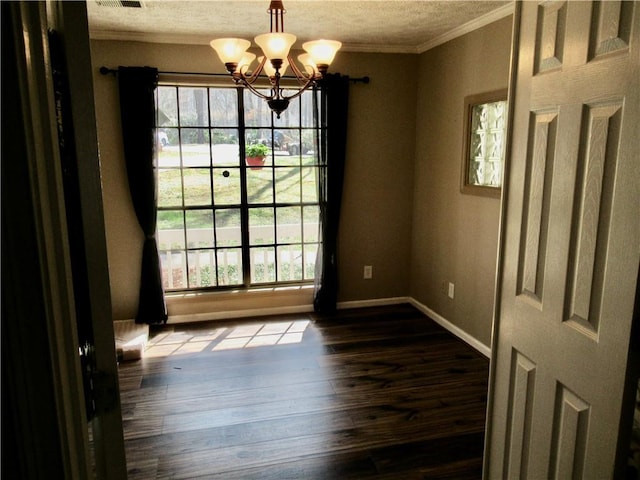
top-left (363, 265), bottom-right (373, 279)
top-left (448, 282), bottom-right (455, 299)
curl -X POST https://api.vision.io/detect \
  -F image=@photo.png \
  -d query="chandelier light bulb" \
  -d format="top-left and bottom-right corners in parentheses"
top-left (254, 32), bottom-right (297, 62)
top-left (236, 52), bottom-right (256, 74)
top-left (259, 56), bottom-right (289, 77)
top-left (209, 38), bottom-right (251, 64)
top-left (303, 40), bottom-right (342, 67)
top-left (297, 53), bottom-right (317, 76)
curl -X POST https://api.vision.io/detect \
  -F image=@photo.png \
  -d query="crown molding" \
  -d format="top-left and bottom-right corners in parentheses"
top-left (339, 43), bottom-right (420, 54)
top-left (417, 2), bottom-right (515, 53)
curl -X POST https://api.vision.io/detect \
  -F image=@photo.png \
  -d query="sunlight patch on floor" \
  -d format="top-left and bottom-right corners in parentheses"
top-left (144, 319), bottom-right (310, 357)
top-left (213, 320), bottom-right (310, 351)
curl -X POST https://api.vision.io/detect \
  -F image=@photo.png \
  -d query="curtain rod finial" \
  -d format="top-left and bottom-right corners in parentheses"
top-left (99, 66), bottom-right (116, 76)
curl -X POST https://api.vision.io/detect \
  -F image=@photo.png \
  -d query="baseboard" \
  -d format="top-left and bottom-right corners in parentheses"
top-left (409, 298), bottom-right (491, 358)
top-left (337, 296), bottom-right (412, 310)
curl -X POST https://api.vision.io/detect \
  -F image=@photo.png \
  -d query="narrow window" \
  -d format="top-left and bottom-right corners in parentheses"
top-left (461, 89), bottom-right (508, 198)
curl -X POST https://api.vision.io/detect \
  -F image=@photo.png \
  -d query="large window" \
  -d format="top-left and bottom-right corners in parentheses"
top-left (155, 84), bottom-right (321, 291)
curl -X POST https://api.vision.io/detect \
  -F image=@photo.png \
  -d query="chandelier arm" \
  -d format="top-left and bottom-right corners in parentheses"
top-left (241, 80), bottom-right (276, 101)
top-left (281, 76), bottom-right (316, 102)
top-left (234, 56), bottom-right (268, 86)
top-left (286, 52), bottom-right (317, 86)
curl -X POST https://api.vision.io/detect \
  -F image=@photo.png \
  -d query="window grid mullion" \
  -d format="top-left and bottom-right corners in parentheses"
top-left (296, 97), bottom-right (305, 282)
top-left (175, 87), bottom-right (192, 289)
top-left (270, 109), bottom-right (279, 283)
top-left (238, 88), bottom-right (252, 288)
top-left (206, 87), bottom-right (220, 288)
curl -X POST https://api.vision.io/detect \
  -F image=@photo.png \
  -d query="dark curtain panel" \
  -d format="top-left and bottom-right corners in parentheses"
top-left (313, 74), bottom-right (350, 312)
top-left (117, 66), bottom-right (167, 324)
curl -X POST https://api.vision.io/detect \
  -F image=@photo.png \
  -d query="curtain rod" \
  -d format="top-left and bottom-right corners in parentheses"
top-left (99, 66), bottom-right (370, 84)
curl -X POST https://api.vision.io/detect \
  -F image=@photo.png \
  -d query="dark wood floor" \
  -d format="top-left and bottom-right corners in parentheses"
top-left (118, 304), bottom-right (489, 479)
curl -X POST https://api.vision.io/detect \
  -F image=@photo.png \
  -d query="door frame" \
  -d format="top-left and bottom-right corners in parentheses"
top-left (483, 2), bottom-right (522, 476)
top-left (4, 1), bottom-right (128, 478)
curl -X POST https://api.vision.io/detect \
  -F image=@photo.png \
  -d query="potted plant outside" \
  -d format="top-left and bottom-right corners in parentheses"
top-left (245, 143), bottom-right (269, 170)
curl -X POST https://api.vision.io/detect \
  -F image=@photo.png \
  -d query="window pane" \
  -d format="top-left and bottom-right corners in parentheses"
top-left (179, 87), bottom-right (208, 126)
top-left (274, 129), bottom-right (301, 166)
top-left (212, 131), bottom-right (239, 167)
top-left (247, 170), bottom-right (274, 204)
top-left (157, 128), bottom-right (179, 167)
top-left (157, 86), bottom-right (177, 127)
top-left (217, 248), bottom-right (242, 285)
top-left (303, 206), bottom-right (319, 243)
top-left (161, 250), bottom-right (187, 289)
top-left (250, 247), bottom-right (275, 283)
top-left (212, 167), bottom-right (240, 205)
top-left (301, 167), bottom-right (319, 203)
top-left (188, 249), bottom-right (216, 288)
top-left (245, 128), bottom-right (274, 154)
top-left (300, 90), bottom-right (315, 127)
top-left (278, 245), bottom-right (303, 281)
top-left (249, 208), bottom-right (274, 245)
top-left (185, 210), bottom-right (213, 248)
top-left (273, 129), bottom-right (289, 153)
top-left (157, 225), bottom-right (185, 255)
top-left (301, 130), bottom-right (317, 157)
top-left (157, 209), bottom-right (184, 230)
top-left (183, 169), bottom-right (212, 206)
top-left (275, 167), bottom-right (301, 203)
top-left (244, 89), bottom-right (272, 127)
top-left (180, 129), bottom-right (210, 167)
top-left (209, 88), bottom-right (238, 126)
top-left (158, 169), bottom-right (183, 207)
top-left (215, 208), bottom-right (241, 247)
top-left (276, 207), bottom-right (302, 243)
top-left (303, 243), bottom-right (318, 280)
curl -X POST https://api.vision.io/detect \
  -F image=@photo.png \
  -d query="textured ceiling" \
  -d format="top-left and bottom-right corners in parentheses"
top-left (87, 0), bottom-right (513, 53)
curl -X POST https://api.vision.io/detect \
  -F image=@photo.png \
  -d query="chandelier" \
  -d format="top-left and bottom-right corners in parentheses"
top-left (210, 0), bottom-right (341, 117)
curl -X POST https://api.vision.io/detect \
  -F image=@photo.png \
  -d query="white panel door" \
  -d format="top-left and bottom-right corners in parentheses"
top-left (486, 1), bottom-right (639, 478)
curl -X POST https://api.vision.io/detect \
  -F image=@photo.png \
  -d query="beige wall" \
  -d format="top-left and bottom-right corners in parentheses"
top-left (90, 41), bottom-right (416, 320)
top-left (410, 15), bottom-right (513, 347)
top-left (329, 52), bottom-right (416, 302)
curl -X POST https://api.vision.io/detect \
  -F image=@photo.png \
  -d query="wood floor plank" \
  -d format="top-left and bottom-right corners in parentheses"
top-left (191, 451), bottom-right (379, 480)
top-left (119, 304), bottom-right (489, 478)
top-left (369, 432), bottom-right (485, 475)
top-left (152, 411), bottom-right (484, 479)
top-left (124, 411), bottom-right (355, 461)
top-left (132, 380), bottom-right (335, 417)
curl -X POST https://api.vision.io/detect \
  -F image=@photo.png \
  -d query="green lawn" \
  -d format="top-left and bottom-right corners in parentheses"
top-left (157, 148), bottom-right (318, 229)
